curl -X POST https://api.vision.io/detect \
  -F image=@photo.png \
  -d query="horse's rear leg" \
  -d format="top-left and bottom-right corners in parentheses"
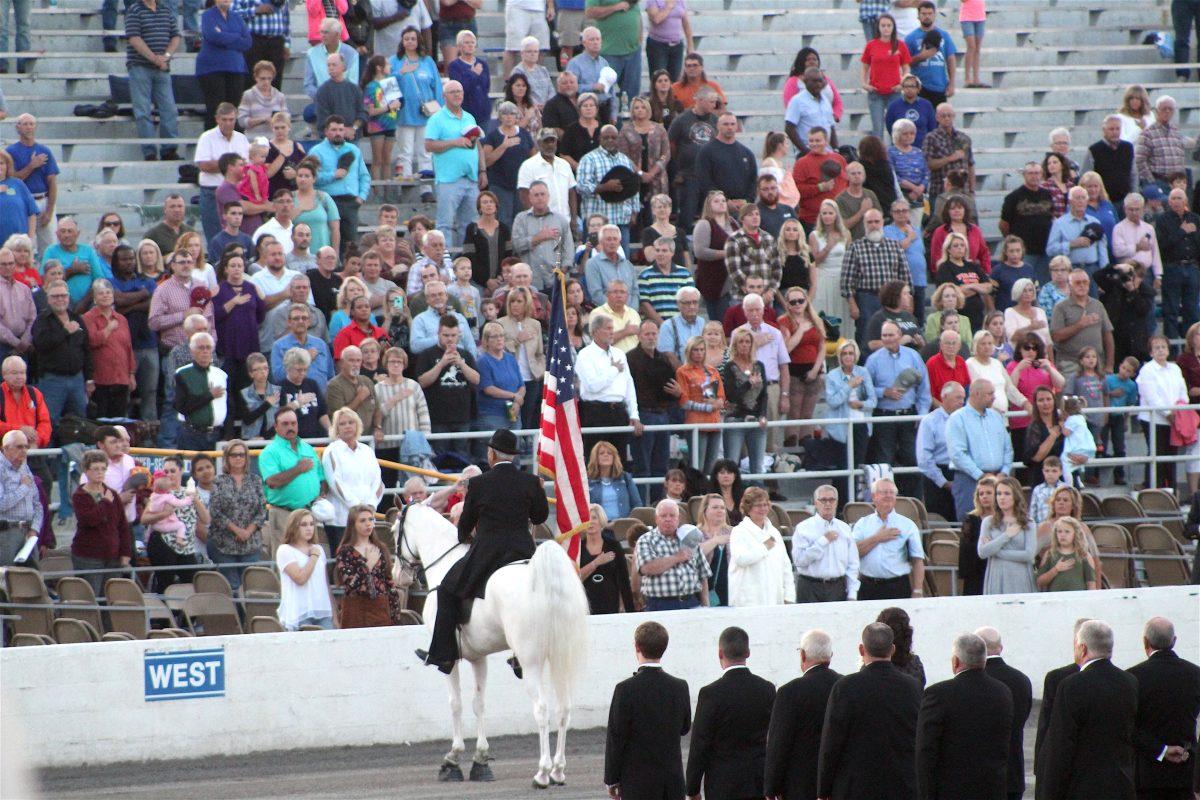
top-left (549, 693), bottom-right (570, 786)
top-left (439, 665), bottom-right (465, 782)
top-left (521, 661), bottom-right (553, 789)
top-left (467, 658), bottom-right (494, 782)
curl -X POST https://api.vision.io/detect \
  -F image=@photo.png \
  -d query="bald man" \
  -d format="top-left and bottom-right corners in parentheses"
top-left (978, 626), bottom-right (1033, 800)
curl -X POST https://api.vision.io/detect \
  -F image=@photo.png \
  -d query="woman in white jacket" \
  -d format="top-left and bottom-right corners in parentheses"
top-left (728, 487), bottom-right (796, 607)
top-left (321, 408), bottom-right (385, 554)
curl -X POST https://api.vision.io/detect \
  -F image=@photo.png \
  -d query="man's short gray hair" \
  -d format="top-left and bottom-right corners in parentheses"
top-left (2, 429), bottom-right (28, 448)
top-left (1156, 94), bottom-right (1177, 109)
top-left (940, 380), bottom-right (964, 400)
top-left (424, 229), bottom-right (446, 246)
top-left (953, 633), bottom-right (988, 668)
top-left (1143, 617), bottom-right (1175, 651)
top-left (1103, 114), bottom-right (1123, 127)
top-left (1124, 192), bottom-right (1144, 207)
top-left (655, 498), bottom-right (679, 514)
top-left (589, 314), bottom-right (614, 336)
top-left (676, 286), bottom-right (700, 303)
top-left (1077, 619), bottom-right (1115, 658)
top-left (318, 17), bottom-right (341, 34)
top-left (600, 224), bottom-right (621, 238)
top-left (1048, 127), bottom-right (1071, 143)
top-left (189, 331), bottom-right (215, 350)
top-left (741, 293), bottom-right (765, 311)
top-left (606, 279), bottom-right (629, 292)
top-left (800, 629), bottom-right (833, 662)
top-left (974, 626), bottom-right (1002, 655)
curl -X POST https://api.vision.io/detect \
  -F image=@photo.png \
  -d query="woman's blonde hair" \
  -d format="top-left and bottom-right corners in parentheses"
top-left (683, 335), bottom-right (707, 363)
top-left (697, 492), bottom-right (729, 529)
top-left (813, 198), bottom-right (851, 241)
top-left (336, 275), bottom-right (370, 311)
top-left (700, 190), bottom-right (728, 222)
top-left (937, 231), bottom-right (970, 267)
top-left (1078, 170), bottom-right (1110, 202)
top-left (776, 218), bottom-right (811, 259)
top-left (1049, 485), bottom-right (1083, 520)
top-left (135, 238), bottom-right (166, 277)
top-left (328, 406), bottom-right (364, 439)
top-left (282, 508), bottom-right (317, 546)
top-left (586, 440), bottom-right (625, 479)
top-left (1117, 84), bottom-right (1152, 118)
top-left (1043, 515), bottom-right (1089, 565)
top-left (727, 327), bottom-right (755, 361)
top-left (784, 285), bottom-right (826, 338)
top-left (480, 320), bottom-right (505, 343)
top-left (703, 319), bottom-right (727, 353)
top-left (588, 503), bottom-right (609, 526)
top-left (931, 281), bottom-right (966, 310)
top-left (505, 285), bottom-right (533, 317)
top-left (970, 475), bottom-right (997, 518)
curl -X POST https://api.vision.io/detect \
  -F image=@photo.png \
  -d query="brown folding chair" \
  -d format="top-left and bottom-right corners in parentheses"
top-left (182, 593), bottom-right (243, 636)
top-left (192, 570), bottom-right (233, 597)
top-left (1080, 492), bottom-right (1104, 520)
top-left (926, 541), bottom-right (960, 598)
top-left (162, 583), bottom-right (195, 612)
top-left (11, 633), bottom-right (54, 646)
top-left (52, 618), bottom-right (101, 644)
top-left (789, 509), bottom-right (812, 527)
top-left (629, 507), bottom-right (657, 526)
top-left (1088, 523), bottom-right (1134, 589)
top-left (843, 502), bottom-right (873, 526)
top-left (1101, 495), bottom-right (1144, 523)
top-left (249, 616), bottom-right (285, 634)
top-left (55, 576), bottom-right (105, 634)
top-left (241, 566), bottom-right (280, 595)
top-left (608, 518), bottom-right (642, 542)
top-left (4, 566), bottom-right (54, 638)
top-left (102, 632), bottom-right (137, 642)
top-left (769, 504), bottom-right (793, 534)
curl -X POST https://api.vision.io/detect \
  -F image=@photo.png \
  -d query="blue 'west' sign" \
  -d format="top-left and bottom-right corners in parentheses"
top-left (144, 647), bottom-right (226, 702)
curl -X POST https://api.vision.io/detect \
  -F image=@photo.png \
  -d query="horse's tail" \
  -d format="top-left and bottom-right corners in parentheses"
top-left (527, 541), bottom-right (590, 702)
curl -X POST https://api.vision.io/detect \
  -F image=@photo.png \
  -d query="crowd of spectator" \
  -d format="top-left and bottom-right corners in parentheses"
top-left (1, 0), bottom-right (1200, 618)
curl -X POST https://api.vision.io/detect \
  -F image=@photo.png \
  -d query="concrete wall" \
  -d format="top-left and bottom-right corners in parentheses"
top-left (2, 586), bottom-right (1197, 769)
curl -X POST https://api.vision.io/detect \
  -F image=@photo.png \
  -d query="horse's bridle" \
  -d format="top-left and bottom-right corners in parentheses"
top-left (396, 503), bottom-right (463, 584)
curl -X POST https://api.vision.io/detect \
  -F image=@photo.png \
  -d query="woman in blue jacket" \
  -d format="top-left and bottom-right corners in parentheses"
top-left (825, 339), bottom-right (877, 503)
top-left (389, 25), bottom-right (443, 189)
top-left (196, 0), bottom-right (251, 128)
top-left (587, 441), bottom-right (643, 522)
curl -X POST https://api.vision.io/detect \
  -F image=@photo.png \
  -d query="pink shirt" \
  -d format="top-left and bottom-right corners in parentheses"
top-left (959, 0), bottom-right (986, 22)
top-left (104, 453), bottom-right (138, 523)
top-left (1007, 359), bottom-right (1056, 431)
top-left (1110, 219), bottom-right (1162, 278)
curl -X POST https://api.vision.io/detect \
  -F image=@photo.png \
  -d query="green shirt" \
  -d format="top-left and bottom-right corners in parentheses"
top-left (259, 436), bottom-right (325, 510)
top-left (586, 0), bottom-right (641, 56)
top-left (1036, 549), bottom-right (1095, 591)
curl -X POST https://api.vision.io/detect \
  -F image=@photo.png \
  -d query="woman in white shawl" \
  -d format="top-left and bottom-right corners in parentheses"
top-left (320, 407), bottom-right (384, 553)
top-left (728, 487), bottom-right (795, 607)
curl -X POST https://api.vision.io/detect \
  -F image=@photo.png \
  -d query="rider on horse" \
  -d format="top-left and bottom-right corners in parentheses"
top-left (417, 429), bottom-right (550, 675)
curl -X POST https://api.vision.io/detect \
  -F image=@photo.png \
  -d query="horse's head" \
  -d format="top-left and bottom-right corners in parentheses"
top-left (394, 502), bottom-right (463, 569)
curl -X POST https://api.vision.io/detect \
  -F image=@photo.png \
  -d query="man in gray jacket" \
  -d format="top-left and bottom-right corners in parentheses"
top-left (511, 180), bottom-right (574, 290)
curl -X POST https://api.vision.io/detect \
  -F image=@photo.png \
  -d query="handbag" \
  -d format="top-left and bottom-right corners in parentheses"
top-left (420, 99), bottom-right (441, 117)
top-left (708, 546), bottom-right (723, 607)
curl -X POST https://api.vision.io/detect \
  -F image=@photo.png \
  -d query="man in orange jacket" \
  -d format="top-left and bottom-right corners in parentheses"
top-left (0, 356), bottom-right (52, 449)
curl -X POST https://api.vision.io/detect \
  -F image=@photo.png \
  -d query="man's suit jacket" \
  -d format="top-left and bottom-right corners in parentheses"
top-left (1039, 658), bottom-right (1138, 800)
top-left (604, 665), bottom-right (691, 800)
top-left (1127, 649), bottom-right (1200, 791)
top-left (817, 661), bottom-right (923, 800)
top-left (685, 666), bottom-right (776, 800)
top-left (916, 668), bottom-right (1014, 800)
top-left (1034, 661), bottom-right (1079, 781)
top-left (984, 656), bottom-right (1034, 798)
top-left (764, 663), bottom-right (842, 800)
top-left (448, 461), bottom-right (549, 599)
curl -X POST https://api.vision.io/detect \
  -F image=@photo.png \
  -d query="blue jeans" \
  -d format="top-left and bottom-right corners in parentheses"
top-left (435, 178), bottom-right (479, 249)
top-left (1161, 263), bottom-right (1200, 342)
top-left (207, 547), bottom-right (257, 592)
top-left (163, 0), bottom-right (200, 33)
top-left (723, 424), bottom-right (766, 477)
top-left (199, 186), bottom-right (220, 242)
top-left (866, 90), bottom-right (896, 138)
top-left (644, 594), bottom-right (700, 612)
top-left (1026, 253), bottom-right (1051, 286)
top-left (431, 421), bottom-right (473, 458)
top-left (1174, 0), bottom-right (1200, 76)
top-left (645, 37), bottom-right (684, 81)
top-left (158, 353), bottom-right (180, 448)
top-left (0, 0), bottom-right (32, 70)
top-left (492, 184), bottom-right (518, 229)
top-left (134, 347), bottom-right (159, 421)
top-left (474, 413), bottom-right (513, 460)
top-left (853, 289), bottom-right (884, 354)
top-left (293, 613), bottom-right (334, 630)
top-left (636, 409), bottom-right (673, 500)
top-left (950, 470), bottom-right (980, 522)
top-left (602, 50), bottom-right (642, 109)
top-left (861, 19), bottom-right (877, 40)
top-left (128, 64), bottom-right (180, 157)
top-left (177, 425), bottom-right (218, 453)
top-left (39, 373), bottom-right (88, 423)
top-left (101, 0), bottom-right (120, 48)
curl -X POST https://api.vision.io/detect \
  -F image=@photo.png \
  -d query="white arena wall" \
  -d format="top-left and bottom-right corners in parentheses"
top-left (2, 586), bottom-right (1197, 769)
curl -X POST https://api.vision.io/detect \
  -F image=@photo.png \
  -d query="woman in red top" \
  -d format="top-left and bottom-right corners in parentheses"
top-left (929, 195), bottom-right (993, 274)
top-left (860, 14), bottom-right (910, 138)
top-left (675, 336), bottom-right (726, 473)
top-left (332, 295), bottom-right (389, 359)
top-left (71, 450), bottom-right (133, 597)
top-left (778, 285), bottom-right (826, 444)
top-left (81, 278), bottom-right (136, 418)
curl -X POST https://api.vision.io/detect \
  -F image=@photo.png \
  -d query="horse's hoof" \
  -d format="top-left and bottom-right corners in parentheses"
top-left (469, 761), bottom-right (495, 782)
top-left (438, 763), bottom-right (464, 782)
top-left (532, 774), bottom-right (551, 790)
top-left (550, 767), bottom-right (566, 785)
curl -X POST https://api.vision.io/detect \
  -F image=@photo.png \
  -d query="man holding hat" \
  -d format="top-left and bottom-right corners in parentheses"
top-left (418, 428), bottom-right (550, 675)
top-left (577, 124), bottom-right (642, 252)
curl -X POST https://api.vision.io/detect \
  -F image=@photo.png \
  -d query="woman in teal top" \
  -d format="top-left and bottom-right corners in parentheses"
top-left (291, 159), bottom-right (341, 254)
top-left (389, 26), bottom-right (443, 181)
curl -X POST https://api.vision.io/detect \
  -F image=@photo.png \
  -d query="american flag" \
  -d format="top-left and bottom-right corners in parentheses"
top-left (537, 271), bottom-right (590, 563)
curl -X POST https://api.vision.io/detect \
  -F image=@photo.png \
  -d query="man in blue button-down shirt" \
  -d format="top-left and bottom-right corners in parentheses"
top-left (851, 477), bottom-right (926, 600)
top-left (309, 116), bottom-right (371, 257)
top-left (917, 381), bottom-right (965, 523)
top-left (864, 320), bottom-right (931, 497)
top-left (945, 379), bottom-right (1014, 521)
top-left (1046, 186), bottom-right (1109, 293)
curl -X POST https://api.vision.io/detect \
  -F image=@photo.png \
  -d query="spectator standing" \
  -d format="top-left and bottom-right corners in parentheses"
top-left (578, 505), bottom-right (636, 613)
top-left (825, 340), bottom-right (876, 500)
top-left (125, 0), bottom-right (181, 162)
top-left (694, 112), bottom-right (758, 220)
top-left (809, 198), bottom-right (851, 335)
top-left (144, 194), bottom-right (194, 257)
top-left (945, 378), bottom-right (1013, 519)
top-left (0, 154), bottom-right (37, 251)
top-left (666, 87), bottom-right (718, 233)
top-left (322, 408), bottom-right (383, 553)
top-left (674, 336), bottom-right (724, 473)
top-left (585, 225), bottom-right (639, 307)
top-left (1082, 116), bottom-right (1137, 208)
top-left (234, 0), bottom-right (289, 87)
top-left (310, 116), bottom-right (370, 254)
top-left (269, 304), bottom-right (333, 390)
top-left (916, 380), bottom-right (964, 522)
top-left (841, 209), bottom-right (910, 351)
top-left (735, 293), bottom-right (790, 451)
top-left (644, 0), bottom-right (691, 80)
top-left (1137, 335), bottom-right (1187, 490)
top-left (240, 353), bottom-right (280, 439)
top-left (1050, 268), bottom-right (1114, 383)
top-left (721, 327), bottom-right (769, 478)
top-left (277, 348), bottom-right (330, 439)
top-left (81, 280), bottom-right (136, 417)
top-left (238, 61), bottom-right (289, 137)
top-left (725, 205), bottom-right (782, 300)
top-left (1136, 96), bottom-right (1190, 190)
top-left (141, 455), bottom-right (207, 593)
top-left (413, 315), bottom-right (480, 455)
top-left (915, 634), bottom-right (1013, 800)
top-left (336, 505), bottom-right (401, 628)
top-left (992, 238), bottom-right (1038, 315)
top-left (0, 248), bottom-right (35, 362)
top-left (835, 162), bottom-right (881, 240)
top-left (637, 238), bottom-right (692, 325)
top-left (976, 475), bottom-right (1037, 594)
top-left (624, 320), bottom-right (678, 498)
top-left (889, 120), bottom-right (931, 221)
top-left (785, 68), bottom-right (838, 155)
top-left (1111, 193), bottom-right (1162, 280)
top-left (778, 286), bottom-right (825, 440)
top-left (633, 499), bottom-right (711, 611)
top-left (1155, 188), bottom-right (1200, 343)
top-left (578, 125), bottom-right (642, 245)
top-left (71, 450), bottom-right (132, 596)
top-left (791, 486), bottom-right (860, 602)
top-left (206, 439), bottom-right (266, 590)
top-left (389, 27), bottom-right (442, 184)
top-left (43, 218), bottom-right (107, 305)
top-left (314, 53), bottom-right (367, 136)
top-left (587, 440), bottom-right (641, 521)
top-left (904, 2), bottom-right (956, 107)
top-left (6, 115), bottom-right (58, 254)
top-left (958, 0), bottom-right (987, 87)
top-left (922, 104), bottom-right (973, 204)
top-left (860, 14), bottom-right (911, 138)
top-left (425, 80), bottom-right (486, 249)
top-left (174, 332), bottom-right (230, 452)
top-left (31, 280), bottom-right (92, 424)
top-left (817, 623), bottom-right (922, 799)
top-left (518, 130), bottom-right (578, 222)
top-left (511, 182), bottom-right (573, 291)
top-left (0, 356), bottom-right (50, 453)
top-left (195, 105), bottom-right (250, 242)
top-left (930, 194), bottom-right (991, 275)
top-left (276, 509), bottom-right (334, 629)
top-left (197, 0), bottom-right (251, 129)
top-left (1094, 261), bottom-right (1154, 367)
top-left (0, 430), bottom-right (41, 567)
top-left (576, 315), bottom-right (641, 463)
top-left (585, 0), bottom-right (642, 105)
top-left (999, 162), bottom-right (1055, 282)
top-left (482, 104), bottom-right (534, 228)
top-left (260, 407), bottom-right (325, 556)
top-left (326, 345), bottom-right (377, 435)
top-left (851, 477), bottom-right (926, 600)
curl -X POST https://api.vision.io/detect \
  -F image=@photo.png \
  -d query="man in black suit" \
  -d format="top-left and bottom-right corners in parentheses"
top-left (1034, 617), bottom-right (1091, 787)
top-left (1040, 619), bottom-right (1139, 800)
top-left (1127, 616), bottom-right (1200, 800)
top-left (686, 626), bottom-right (777, 800)
top-left (977, 626), bottom-right (1034, 800)
top-left (917, 632), bottom-right (1014, 800)
top-left (817, 622), bottom-right (922, 800)
top-left (604, 621), bottom-right (692, 800)
top-left (765, 629), bottom-right (841, 800)
top-left (418, 429), bottom-right (550, 674)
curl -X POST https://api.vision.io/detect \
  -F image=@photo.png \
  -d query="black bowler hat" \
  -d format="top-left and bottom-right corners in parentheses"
top-left (598, 165), bottom-right (641, 202)
top-left (488, 429), bottom-right (519, 455)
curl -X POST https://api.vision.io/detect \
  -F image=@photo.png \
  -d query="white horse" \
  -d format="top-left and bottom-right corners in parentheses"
top-left (394, 503), bottom-right (590, 788)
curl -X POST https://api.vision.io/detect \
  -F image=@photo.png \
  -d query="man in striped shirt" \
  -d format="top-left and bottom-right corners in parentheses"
top-left (125, 0), bottom-right (181, 161)
top-left (637, 237), bottom-right (694, 326)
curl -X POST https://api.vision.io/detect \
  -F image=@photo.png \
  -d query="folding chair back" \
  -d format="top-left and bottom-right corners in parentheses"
top-left (52, 618), bottom-right (101, 644)
top-left (182, 593), bottom-right (243, 636)
top-left (249, 616), bottom-right (285, 634)
top-left (55, 576), bottom-right (105, 633)
top-left (192, 570), bottom-right (233, 597)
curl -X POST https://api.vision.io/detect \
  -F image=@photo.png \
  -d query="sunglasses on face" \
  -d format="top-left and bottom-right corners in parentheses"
top-left (788, 298), bottom-right (807, 306)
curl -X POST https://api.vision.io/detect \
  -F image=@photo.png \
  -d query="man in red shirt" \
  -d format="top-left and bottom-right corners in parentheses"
top-left (722, 274), bottom-right (779, 335)
top-left (0, 356), bottom-right (52, 448)
top-left (793, 127), bottom-right (847, 227)
top-left (925, 329), bottom-right (970, 406)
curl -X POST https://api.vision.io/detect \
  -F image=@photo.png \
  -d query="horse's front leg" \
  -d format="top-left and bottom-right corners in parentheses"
top-left (438, 665), bottom-right (465, 782)
top-left (521, 661), bottom-right (553, 789)
top-left (549, 693), bottom-right (570, 785)
top-left (468, 658), bottom-right (494, 782)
